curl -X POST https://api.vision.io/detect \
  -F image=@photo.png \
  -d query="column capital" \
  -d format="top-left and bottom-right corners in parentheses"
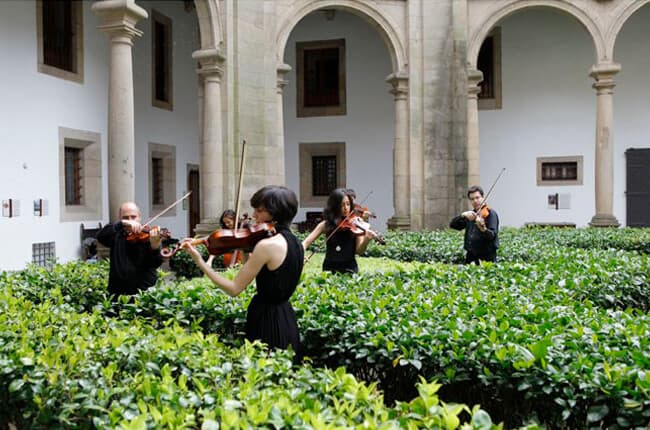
top-left (590, 62), bottom-right (621, 94)
top-left (277, 63), bottom-right (292, 93)
top-left (92, 0), bottom-right (147, 40)
top-left (192, 48), bottom-right (226, 79)
top-left (386, 71), bottom-right (408, 100)
top-left (467, 68), bottom-right (484, 99)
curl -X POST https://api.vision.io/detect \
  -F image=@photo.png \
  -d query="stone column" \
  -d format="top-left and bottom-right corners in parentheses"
top-left (276, 63), bottom-right (292, 176)
top-left (192, 48), bottom-right (226, 226)
top-left (92, 0), bottom-right (147, 220)
top-left (386, 72), bottom-right (411, 230)
top-left (589, 62), bottom-right (620, 227)
top-left (467, 68), bottom-right (483, 188)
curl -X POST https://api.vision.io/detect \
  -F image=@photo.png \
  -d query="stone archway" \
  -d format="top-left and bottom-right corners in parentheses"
top-left (275, 0), bottom-right (410, 229)
top-left (608, 0), bottom-right (650, 61)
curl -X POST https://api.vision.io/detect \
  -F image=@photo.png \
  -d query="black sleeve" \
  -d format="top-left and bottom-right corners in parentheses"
top-left (144, 246), bottom-right (164, 269)
top-left (96, 222), bottom-right (122, 247)
top-left (449, 215), bottom-right (467, 230)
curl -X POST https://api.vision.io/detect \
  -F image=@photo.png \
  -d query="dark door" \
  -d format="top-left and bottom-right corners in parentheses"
top-left (188, 169), bottom-right (200, 235)
top-left (626, 148), bottom-right (650, 227)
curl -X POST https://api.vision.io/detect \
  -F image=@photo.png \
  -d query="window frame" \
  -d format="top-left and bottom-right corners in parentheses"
top-left (296, 39), bottom-right (346, 117)
top-left (299, 142), bottom-right (346, 207)
top-left (36, 0), bottom-right (84, 83)
top-left (58, 127), bottom-right (102, 222)
top-left (536, 155), bottom-right (584, 186)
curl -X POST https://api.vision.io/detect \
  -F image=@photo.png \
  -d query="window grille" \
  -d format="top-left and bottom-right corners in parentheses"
top-left (64, 146), bottom-right (82, 205)
top-left (312, 155), bottom-right (337, 196)
top-left (32, 242), bottom-right (56, 268)
top-left (541, 162), bottom-right (578, 181)
top-left (152, 157), bottom-right (164, 205)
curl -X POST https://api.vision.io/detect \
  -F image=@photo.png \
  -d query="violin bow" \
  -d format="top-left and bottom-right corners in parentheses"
top-left (304, 190), bottom-right (373, 263)
top-left (229, 140), bottom-right (248, 267)
top-left (143, 190), bottom-right (192, 228)
top-left (475, 167), bottom-right (505, 216)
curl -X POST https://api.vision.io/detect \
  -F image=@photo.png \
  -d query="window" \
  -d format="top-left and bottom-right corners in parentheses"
top-left (297, 39), bottom-right (346, 117)
top-left (152, 10), bottom-right (173, 110)
top-left (33, 242), bottom-right (56, 268)
top-left (149, 143), bottom-right (176, 215)
top-left (64, 147), bottom-right (82, 205)
top-left (477, 27), bottom-right (501, 110)
top-left (59, 128), bottom-right (102, 222)
top-left (312, 155), bottom-right (337, 196)
top-left (37, 0), bottom-right (83, 83)
top-left (152, 157), bottom-right (164, 205)
top-left (299, 142), bottom-right (346, 207)
top-left (537, 156), bottom-right (583, 186)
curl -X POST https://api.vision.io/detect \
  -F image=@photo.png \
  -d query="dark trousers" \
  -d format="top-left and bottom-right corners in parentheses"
top-left (464, 250), bottom-right (497, 265)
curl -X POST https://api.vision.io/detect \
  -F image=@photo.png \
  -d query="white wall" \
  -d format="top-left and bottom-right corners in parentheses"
top-left (480, 6), bottom-right (650, 227)
top-left (283, 11), bottom-right (395, 232)
top-left (133, 0), bottom-right (199, 238)
top-left (0, 0), bottom-right (199, 270)
top-left (612, 4), bottom-right (650, 226)
top-left (0, 0), bottom-right (109, 270)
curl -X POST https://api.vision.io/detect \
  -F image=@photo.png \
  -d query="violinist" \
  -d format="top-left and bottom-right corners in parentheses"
top-left (302, 188), bottom-right (377, 274)
top-left (179, 186), bottom-right (304, 353)
top-left (96, 202), bottom-right (163, 297)
top-left (449, 185), bottom-right (500, 265)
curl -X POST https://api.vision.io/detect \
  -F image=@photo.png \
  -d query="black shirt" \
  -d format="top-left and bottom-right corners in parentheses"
top-left (96, 222), bottom-right (163, 296)
top-left (449, 209), bottom-right (499, 257)
top-left (323, 228), bottom-right (358, 274)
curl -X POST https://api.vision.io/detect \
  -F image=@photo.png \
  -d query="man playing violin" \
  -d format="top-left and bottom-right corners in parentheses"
top-left (96, 202), bottom-right (163, 297)
top-left (449, 185), bottom-right (500, 265)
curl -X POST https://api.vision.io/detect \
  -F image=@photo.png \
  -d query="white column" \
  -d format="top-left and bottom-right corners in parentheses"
top-left (386, 72), bottom-right (410, 230)
top-left (467, 68), bottom-right (483, 188)
top-left (192, 48), bottom-right (226, 222)
top-left (92, 0), bottom-right (147, 220)
top-left (589, 62), bottom-right (620, 227)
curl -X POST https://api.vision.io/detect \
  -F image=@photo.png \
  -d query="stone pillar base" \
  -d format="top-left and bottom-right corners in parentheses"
top-left (387, 216), bottom-right (411, 231)
top-left (589, 213), bottom-right (620, 227)
top-left (194, 218), bottom-right (221, 236)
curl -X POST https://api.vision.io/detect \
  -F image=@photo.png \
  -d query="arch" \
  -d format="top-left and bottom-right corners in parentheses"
top-left (468, 0), bottom-right (604, 67)
top-left (276, 0), bottom-right (406, 74)
top-left (194, 0), bottom-right (223, 49)
top-left (608, 0), bottom-right (650, 61)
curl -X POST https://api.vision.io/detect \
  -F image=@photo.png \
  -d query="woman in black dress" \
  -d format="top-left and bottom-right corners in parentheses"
top-left (179, 186), bottom-right (304, 351)
top-left (302, 188), bottom-right (375, 274)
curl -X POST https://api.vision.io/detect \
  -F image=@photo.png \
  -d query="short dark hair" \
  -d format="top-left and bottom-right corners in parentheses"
top-left (467, 185), bottom-right (484, 198)
top-left (219, 209), bottom-right (236, 229)
top-left (250, 186), bottom-right (298, 229)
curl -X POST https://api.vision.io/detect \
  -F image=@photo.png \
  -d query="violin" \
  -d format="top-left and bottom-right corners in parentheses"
top-left (161, 222), bottom-right (276, 258)
top-left (125, 226), bottom-right (171, 243)
top-left (475, 203), bottom-right (490, 219)
top-left (339, 216), bottom-right (386, 245)
top-left (352, 203), bottom-right (377, 219)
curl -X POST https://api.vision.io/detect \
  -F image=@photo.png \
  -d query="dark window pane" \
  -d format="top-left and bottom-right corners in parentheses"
top-left (64, 147), bottom-right (82, 205)
top-left (152, 157), bottom-right (164, 205)
top-left (304, 48), bottom-right (340, 107)
top-left (312, 155), bottom-right (337, 196)
top-left (477, 36), bottom-right (494, 99)
top-left (541, 162), bottom-right (578, 181)
top-left (43, 0), bottom-right (74, 72)
top-left (154, 20), bottom-right (169, 102)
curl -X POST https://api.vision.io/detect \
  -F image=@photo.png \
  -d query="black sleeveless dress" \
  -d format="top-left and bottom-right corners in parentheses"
top-left (322, 229), bottom-right (358, 274)
top-left (245, 228), bottom-right (304, 352)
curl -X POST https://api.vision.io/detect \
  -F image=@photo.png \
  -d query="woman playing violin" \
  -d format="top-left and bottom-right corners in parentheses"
top-left (179, 186), bottom-right (304, 353)
top-left (96, 202), bottom-right (164, 298)
top-left (302, 188), bottom-right (378, 274)
top-left (449, 185), bottom-right (500, 265)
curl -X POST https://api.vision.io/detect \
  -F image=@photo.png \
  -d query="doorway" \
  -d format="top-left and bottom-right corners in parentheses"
top-left (187, 166), bottom-right (200, 235)
top-left (625, 148), bottom-right (650, 227)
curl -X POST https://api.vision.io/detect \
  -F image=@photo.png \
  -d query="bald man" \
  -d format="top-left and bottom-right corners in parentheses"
top-left (96, 202), bottom-right (163, 297)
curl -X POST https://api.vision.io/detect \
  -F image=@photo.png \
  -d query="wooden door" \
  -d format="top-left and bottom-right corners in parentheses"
top-left (626, 148), bottom-right (650, 227)
top-left (188, 169), bottom-right (200, 235)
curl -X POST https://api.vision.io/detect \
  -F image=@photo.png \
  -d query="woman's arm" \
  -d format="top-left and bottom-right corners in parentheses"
top-left (355, 230), bottom-right (373, 255)
top-left (181, 240), bottom-right (271, 297)
top-left (302, 221), bottom-right (326, 251)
